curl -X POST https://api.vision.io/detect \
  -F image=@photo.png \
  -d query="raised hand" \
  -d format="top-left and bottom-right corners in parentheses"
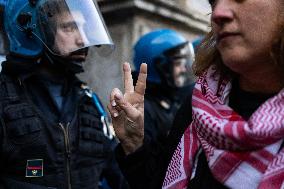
top-left (107, 62), bottom-right (147, 155)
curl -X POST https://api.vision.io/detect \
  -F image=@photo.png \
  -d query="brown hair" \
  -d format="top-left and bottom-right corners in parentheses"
top-left (192, 31), bottom-right (233, 77)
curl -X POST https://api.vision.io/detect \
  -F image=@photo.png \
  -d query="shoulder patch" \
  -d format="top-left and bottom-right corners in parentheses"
top-left (26, 159), bottom-right (43, 177)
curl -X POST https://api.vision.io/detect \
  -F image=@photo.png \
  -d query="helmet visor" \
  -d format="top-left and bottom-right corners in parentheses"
top-left (38, 0), bottom-right (113, 56)
top-left (171, 57), bottom-right (194, 87)
top-left (166, 43), bottom-right (196, 87)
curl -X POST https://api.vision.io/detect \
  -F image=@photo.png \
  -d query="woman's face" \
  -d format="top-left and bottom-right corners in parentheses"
top-left (211, 0), bottom-right (283, 74)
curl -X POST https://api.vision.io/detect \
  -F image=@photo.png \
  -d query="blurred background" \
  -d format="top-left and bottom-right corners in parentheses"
top-left (0, 0), bottom-right (211, 107)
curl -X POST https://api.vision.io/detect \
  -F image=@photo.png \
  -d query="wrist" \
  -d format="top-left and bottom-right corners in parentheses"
top-left (121, 139), bottom-right (143, 155)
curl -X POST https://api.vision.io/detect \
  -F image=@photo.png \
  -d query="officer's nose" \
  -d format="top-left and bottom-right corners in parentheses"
top-left (75, 31), bottom-right (90, 48)
top-left (180, 63), bottom-right (187, 72)
top-left (177, 59), bottom-right (188, 73)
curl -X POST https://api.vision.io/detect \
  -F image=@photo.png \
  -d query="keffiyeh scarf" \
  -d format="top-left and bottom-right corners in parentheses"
top-left (162, 66), bottom-right (284, 189)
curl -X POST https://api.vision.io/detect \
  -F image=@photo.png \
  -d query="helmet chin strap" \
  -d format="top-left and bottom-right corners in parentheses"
top-left (43, 50), bottom-right (84, 74)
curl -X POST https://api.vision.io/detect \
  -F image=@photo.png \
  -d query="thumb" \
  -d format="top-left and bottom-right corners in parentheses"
top-left (114, 92), bottom-right (141, 121)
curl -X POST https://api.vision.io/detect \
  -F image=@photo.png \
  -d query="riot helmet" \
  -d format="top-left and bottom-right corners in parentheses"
top-left (1, 0), bottom-right (113, 72)
top-left (133, 29), bottom-right (195, 89)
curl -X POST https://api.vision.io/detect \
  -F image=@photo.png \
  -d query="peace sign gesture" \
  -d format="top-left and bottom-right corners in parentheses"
top-left (107, 62), bottom-right (147, 155)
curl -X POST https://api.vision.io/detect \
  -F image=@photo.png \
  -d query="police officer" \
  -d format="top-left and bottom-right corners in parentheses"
top-left (0, 0), bottom-right (127, 188)
top-left (133, 29), bottom-right (196, 145)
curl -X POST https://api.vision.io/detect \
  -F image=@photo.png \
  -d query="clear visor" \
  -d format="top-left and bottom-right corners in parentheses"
top-left (38, 0), bottom-right (113, 56)
top-left (169, 44), bottom-right (196, 87)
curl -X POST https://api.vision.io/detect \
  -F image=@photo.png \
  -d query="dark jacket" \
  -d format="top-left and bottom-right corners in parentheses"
top-left (116, 80), bottom-right (274, 189)
top-left (144, 82), bottom-right (194, 145)
top-left (0, 61), bottom-right (128, 189)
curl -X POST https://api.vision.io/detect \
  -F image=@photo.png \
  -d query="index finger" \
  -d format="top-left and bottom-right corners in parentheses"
top-left (123, 62), bottom-right (134, 93)
top-left (135, 63), bottom-right (147, 95)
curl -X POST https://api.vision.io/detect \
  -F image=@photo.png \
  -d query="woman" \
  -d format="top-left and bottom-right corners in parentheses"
top-left (108, 0), bottom-right (284, 188)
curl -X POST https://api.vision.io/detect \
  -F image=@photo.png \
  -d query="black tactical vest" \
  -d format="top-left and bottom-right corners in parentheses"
top-left (0, 73), bottom-right (112, 189)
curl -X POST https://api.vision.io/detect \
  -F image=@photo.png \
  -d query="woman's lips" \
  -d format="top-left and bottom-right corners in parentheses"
top-left (217, 32), bottom-right (240, 42)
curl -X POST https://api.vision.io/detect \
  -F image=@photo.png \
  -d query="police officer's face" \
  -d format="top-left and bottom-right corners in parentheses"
top-left (53, 11), bottom-right (89, 61)
top-left (172, 58), bottom-right (189, 87)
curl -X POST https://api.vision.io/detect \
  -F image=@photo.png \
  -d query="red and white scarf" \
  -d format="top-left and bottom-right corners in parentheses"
top-left (162, 66), bottom-right (284, 189)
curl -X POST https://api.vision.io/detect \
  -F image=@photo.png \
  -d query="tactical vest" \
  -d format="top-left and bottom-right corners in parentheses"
top-left (0, 73), bottom-right (112, 189)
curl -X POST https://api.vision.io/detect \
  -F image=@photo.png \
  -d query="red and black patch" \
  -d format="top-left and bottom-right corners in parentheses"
top-left (25, 159), bottom-right (43, 177)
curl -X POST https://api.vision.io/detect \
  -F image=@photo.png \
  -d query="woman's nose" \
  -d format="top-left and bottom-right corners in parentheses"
top-left (211, 0), bottom-right (234, 27)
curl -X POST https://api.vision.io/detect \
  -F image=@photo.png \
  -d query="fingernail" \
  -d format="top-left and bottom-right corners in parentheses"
top-left (115, 93), bottom-right (122, 100)
top-left (114, 112), bottom-right (118, 117)
top-left (112, 100), bottom-right (117, 107)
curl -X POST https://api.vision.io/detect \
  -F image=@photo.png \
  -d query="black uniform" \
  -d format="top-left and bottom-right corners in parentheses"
top-left (143, 81), bottom-right (194, 146)
top-left (0, 60), bottom-right (128, 189)
top-left (116, 80), bottom-right (275, 189)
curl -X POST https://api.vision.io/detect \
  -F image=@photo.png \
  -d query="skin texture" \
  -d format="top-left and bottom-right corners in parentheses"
top-left (211, 0), bottom-right (284, 93)
top-left (52, 11), bottom-right (89, 60)
top-left (107, 63), bottom-right (147, 155)
top-left (172, 58), bottom-right (189, 87)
